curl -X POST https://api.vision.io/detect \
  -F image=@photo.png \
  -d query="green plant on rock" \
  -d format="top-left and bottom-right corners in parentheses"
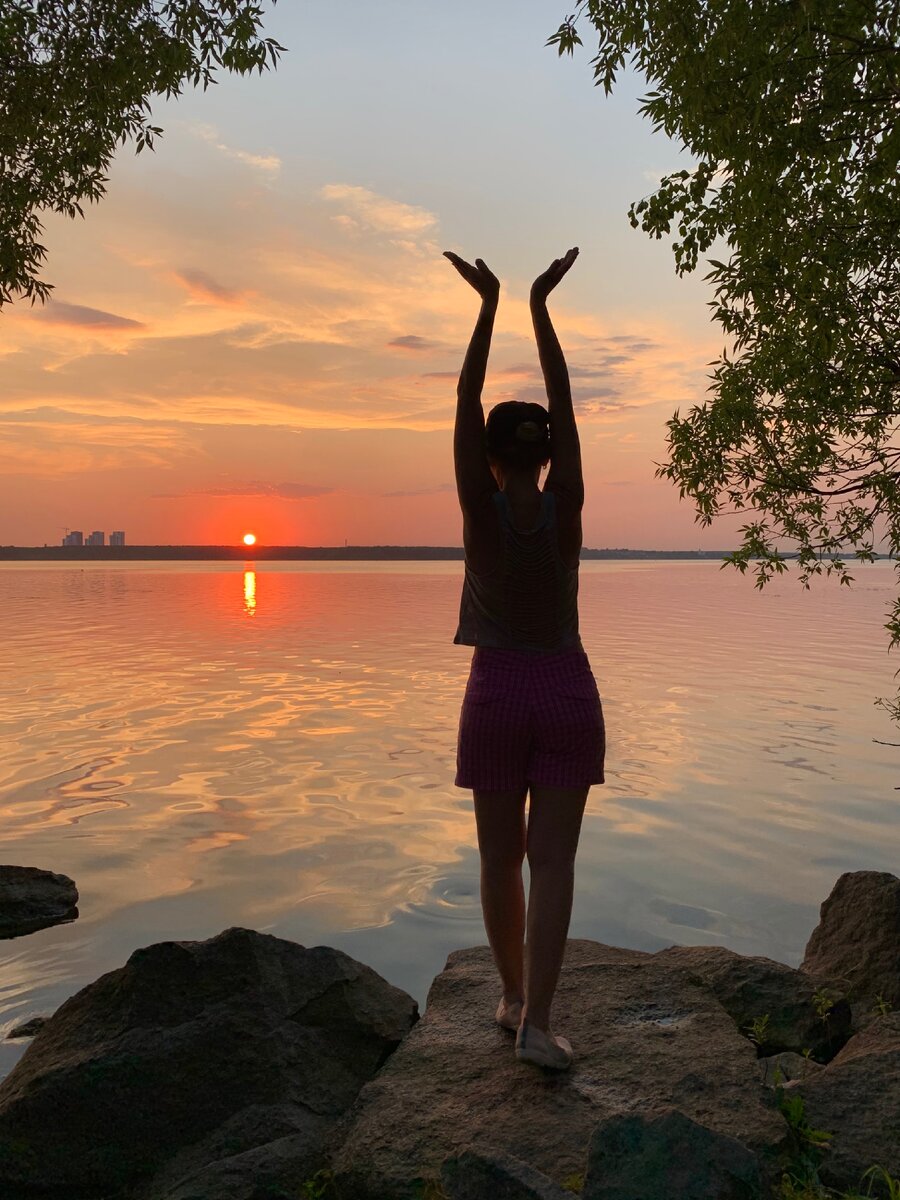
top-left (780, 1183), bottom-right (869, 1200)
top-left (862, 1166), bottom-right (900, 1200)
top-left (745, 1013), bottom-right (771, 1047)
top-left (872, 995), bottom-right (894, 1018)
top-left (776, 1083), bottom-right (834, 1196)
top-left (813, 989), bottom-right (836, 1022)
top-left (562, 1172), bottom-right (585, 1193)
top-left (299, 1170), bottom-right (338, 1200)
top-left (779, 1090), bottom-right (833, 1152)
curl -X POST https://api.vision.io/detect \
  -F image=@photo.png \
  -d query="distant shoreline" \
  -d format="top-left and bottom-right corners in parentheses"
top-left (0, 545), bottom-right (737, 562)
top-left (0, 546), bottom-right (892, 562)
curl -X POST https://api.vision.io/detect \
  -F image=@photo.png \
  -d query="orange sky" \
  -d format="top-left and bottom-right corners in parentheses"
top-left (0, 3), bottom-right (738, 549)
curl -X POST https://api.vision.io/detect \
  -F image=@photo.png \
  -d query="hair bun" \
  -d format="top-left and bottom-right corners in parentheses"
top-left (515, 420), bottom-right (543, 442)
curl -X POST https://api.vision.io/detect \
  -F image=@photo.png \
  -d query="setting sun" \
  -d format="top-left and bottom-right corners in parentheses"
top-left (243, 533), bottom-right (257, 547)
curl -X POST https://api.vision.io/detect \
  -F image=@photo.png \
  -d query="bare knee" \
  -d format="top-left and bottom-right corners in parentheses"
top-left (526, 846), bottom-right (576, 876)
top-left (481, 844), bottom-right (526, 873)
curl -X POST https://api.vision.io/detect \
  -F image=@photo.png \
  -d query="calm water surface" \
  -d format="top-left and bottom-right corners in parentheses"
top-left (2, 560), bottom-right (899, 1078)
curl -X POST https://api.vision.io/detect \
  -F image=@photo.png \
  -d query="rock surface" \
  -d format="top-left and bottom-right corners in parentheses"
top-left (802, 870), bottom-right (900, 1014)
top-left (758, 1052), bottom-right (822, 1087)
top-left (135, 1107), bottom-right (332, 1200)
top-left (0, 865), bottom-right (78, 938)
top-left (794, 1012), bottom-right (900, 1192)
top-left (4, 1019), bottom-right (47, 1041)
top-left (582, 1108), bottom-right (762, 1200)
top-left (655, 944), bottom-right (851, 1060)
top-left (329, 941), bottom-right (788, 1199)
top-left (440, 1147), bottom-right (571, 1200)
top-left (0, 927), bottom-right (418, 1200)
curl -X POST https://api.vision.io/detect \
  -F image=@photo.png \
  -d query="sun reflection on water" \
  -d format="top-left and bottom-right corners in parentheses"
top-left (243, 570), bottom-right (256, 616)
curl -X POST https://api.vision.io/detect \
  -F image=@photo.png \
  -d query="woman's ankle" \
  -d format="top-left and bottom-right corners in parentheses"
top-left (521, 1006), bottom-right (550, 1032)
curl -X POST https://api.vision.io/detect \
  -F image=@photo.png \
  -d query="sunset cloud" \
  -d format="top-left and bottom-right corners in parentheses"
top-left (173, 269), bottom-right (247, 307)
top-left (191, 122), bottom-right (281, 174)
top-left (156, 481), bottom-right (334, 501)
top-left (382, 482), bottom-right (454, 497)
top-left (387, 335), bottom-right (442, 352)
top-left (33, 301), bottom-right (145, 331)
top-left (321, 184), bottom-right (437, 237)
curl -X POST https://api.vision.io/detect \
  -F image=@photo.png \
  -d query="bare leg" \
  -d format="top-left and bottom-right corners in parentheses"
top-left (473, 787), bottom-right (528, 1005)
top-left (522, 785), bottom-right (589, 1033)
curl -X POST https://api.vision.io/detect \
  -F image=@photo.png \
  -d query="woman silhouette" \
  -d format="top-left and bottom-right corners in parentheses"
top-left (444, 247), bottom-right (606, 1070)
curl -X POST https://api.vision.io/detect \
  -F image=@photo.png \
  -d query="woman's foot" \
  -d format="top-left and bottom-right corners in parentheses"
top-left (515, 1019), bottom-right (573, 1069)
top-left (495, 996), bottom-right (523, 1031)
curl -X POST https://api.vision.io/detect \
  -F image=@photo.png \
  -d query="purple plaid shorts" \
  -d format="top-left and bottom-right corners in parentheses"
top-left (455, 646), bottom-right (606, 791)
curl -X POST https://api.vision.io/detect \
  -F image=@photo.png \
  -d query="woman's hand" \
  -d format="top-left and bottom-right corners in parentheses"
top-left (530, 246), bottom-right (579, 306)
top-left (443, 251), bottom-right (500, 306)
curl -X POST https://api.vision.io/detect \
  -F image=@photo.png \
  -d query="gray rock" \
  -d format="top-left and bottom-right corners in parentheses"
top-left (802, 870), bottom-right (900, 1015)
top-left (156, 1135), bottom-right (326, 1200)
top-left (329, 940), bottom-right (788, 1200)
top-left (656, 944), bottom-right (851, 1059)
top-left (793, 1012), bottom-right (900, 1192)
top-left (131, 1103), bottom-right (332, 1200)
top-left (4, 1018), bottom-right (47, 1040)
top-left (758, 1052), bottom-right (822, 1087)
top-left (441, 1147), bottom-right (572, 1200)
top-left (583, 1108), bottom-right (762, 1200)
top-left (0, 865), bottom-right (78, 938)
top-left (0, 927), bottom-right (417, 1200)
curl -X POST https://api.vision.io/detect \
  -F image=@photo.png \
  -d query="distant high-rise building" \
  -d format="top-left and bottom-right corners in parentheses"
top-left (109, 531), bottom-right (125, 546)
top-left (62, 530), bottom-right (84, 547)
top-left (86, 531), bottom-right (105, 547)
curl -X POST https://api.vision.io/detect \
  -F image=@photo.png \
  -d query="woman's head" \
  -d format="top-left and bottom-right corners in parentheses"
top-left (485, 401), bottom-right (550, 472)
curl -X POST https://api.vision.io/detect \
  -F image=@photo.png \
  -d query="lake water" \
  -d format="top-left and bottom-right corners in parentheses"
top-left (2, 559), bottom-right (899, 1080)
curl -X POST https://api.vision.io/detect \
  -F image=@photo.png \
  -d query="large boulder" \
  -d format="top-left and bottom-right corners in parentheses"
top-left (802, 871), bottom-right (900, 1016)
top-left (0, 927), bottom-right (418, 1200)
top-left (582, 1108), bottom-right (762, 1200)
top-left (793, 1013), bottom-right (900, 1192)
top-left (655, 945), bottom-right (851, 1060)
top-left (328, 940), bottom-right (789, 1199)
top-left (0, 866), bottom-right (78, 938)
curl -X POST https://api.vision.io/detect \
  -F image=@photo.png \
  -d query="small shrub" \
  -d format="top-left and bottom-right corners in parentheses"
top-left (745, 1013), bottom-right (771, 1047)
top-left (299, 1170), bottom-right (337, 1200)
top-left (813, 989), bottom-right (835, 1021)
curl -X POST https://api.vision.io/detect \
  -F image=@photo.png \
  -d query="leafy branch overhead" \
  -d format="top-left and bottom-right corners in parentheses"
top-left (552, 2), bottom-right (900, 712)
top-left (0, 0), bottom-right (285, 306)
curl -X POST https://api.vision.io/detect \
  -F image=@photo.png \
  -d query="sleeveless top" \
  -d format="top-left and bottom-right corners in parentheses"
top-left (453, 489), bottom-right (582, 652)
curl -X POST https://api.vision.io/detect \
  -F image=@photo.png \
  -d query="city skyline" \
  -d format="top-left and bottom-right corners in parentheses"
top-left (60, 530), bottom-right (126, 547)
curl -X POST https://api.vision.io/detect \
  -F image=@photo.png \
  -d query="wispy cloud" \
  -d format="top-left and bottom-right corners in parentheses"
top-left (173, 269), bottom-right (247, 307)
top-left (321, 184), bottom-right (437, 237)
top-left (192, 123), bottom-right (281, 174)
top-left (155, 481), bottom-right (333, 501)
top-left (34, 301), bottom-right (145, 331)
top-left (382, 482), bottom-right (454, 497)
top-left (387, 335), bottom-right (441, 352)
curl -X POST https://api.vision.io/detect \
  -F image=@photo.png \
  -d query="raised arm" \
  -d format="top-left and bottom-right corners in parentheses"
top-left (443, 251), bottom-right (500, 512)
top-left (531, 247), bottom-right (584, 508)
